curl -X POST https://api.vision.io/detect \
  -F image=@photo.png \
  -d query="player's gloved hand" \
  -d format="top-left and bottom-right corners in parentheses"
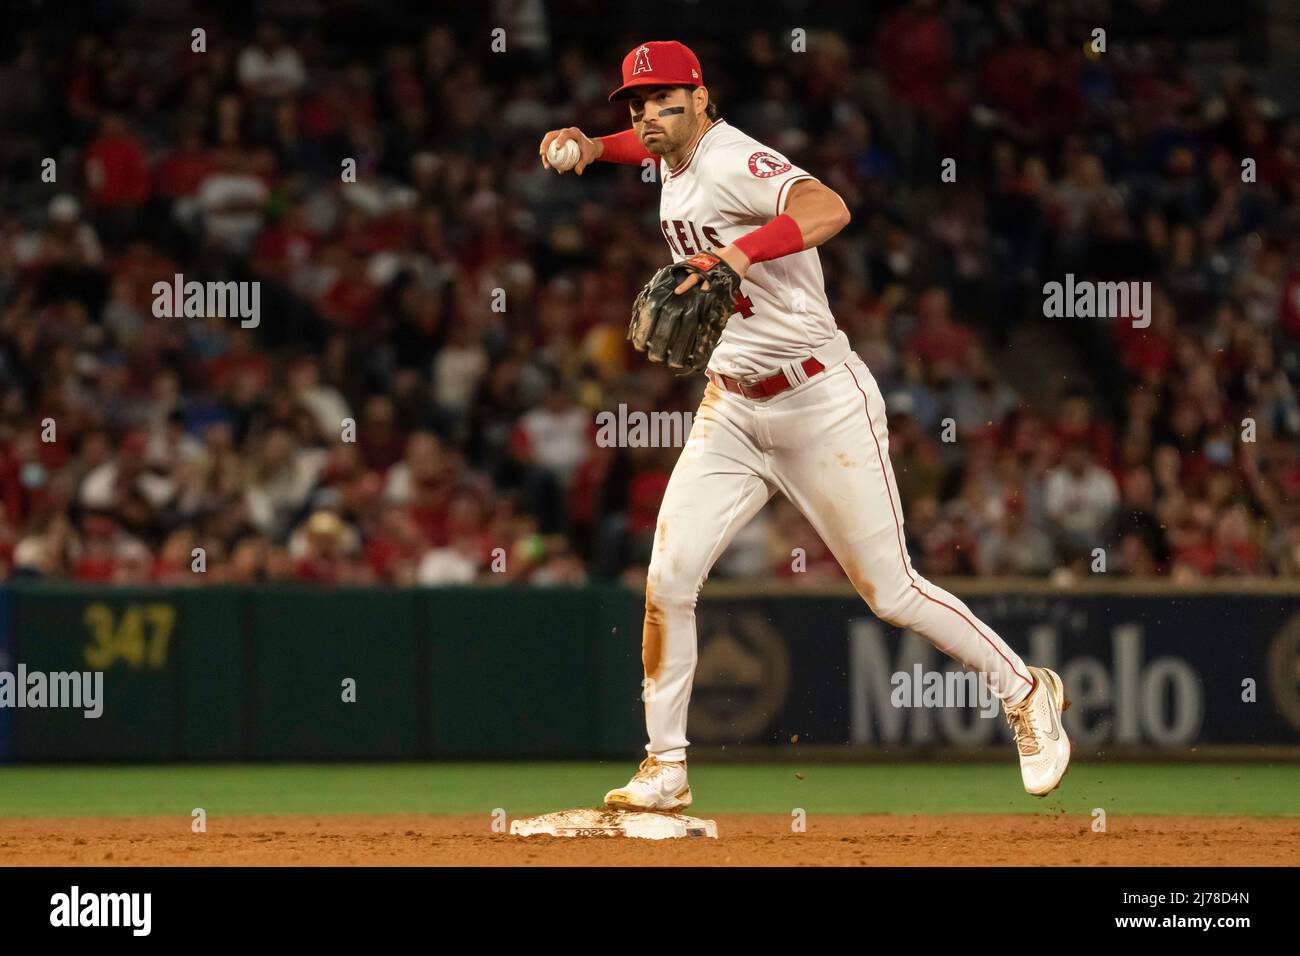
top-left (538, 127), bottom-right (602, 175)
top-left (628, 251), bottom-right (741, 373)
top-left (673, 244), bottom-right (750, 293)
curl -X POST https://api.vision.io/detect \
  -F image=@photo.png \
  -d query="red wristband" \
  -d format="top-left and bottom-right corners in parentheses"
top-left (732, 214), bottom-right (804, 264)
top-left (597, 129), bottom-right (655, 165)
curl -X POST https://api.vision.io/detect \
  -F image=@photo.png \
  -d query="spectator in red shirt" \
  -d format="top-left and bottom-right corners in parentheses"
top-left (874, 0), bottom-right (954, 122)
top-left (363, 504), bottom-right (429, 583)
top-left (292, 511), bottom-right (362, 583)
top-left (252, 204), bottom-right (317, 281)
top-left (73, 512), bottom-right (128, 582)
top-left (904, 286), bottom-right (977, 374)
top-left (625, 446), bottom-right (672, 545)
top-left (358, 395), bottom-right (407, 474)
top-left (1213, 504), bottom-right (1261, 575)
top-left (319, 249), bottom-right (380, 328)
top-left (1277, 265), bottom-right (1300, 339)
top-left (208, 329), bottom-right (273, 395)
top-left (151, 528), bottom-right (199, 584)
top-left (1052, 388), bottom-right (1113, 469)
top-left (1170, 521), bottom-right (1216, 578)
top-left (1114, 300), bottom-right (1175, 381)
top-left (152, 124), bottom-right (216, 200)
top-left (85, 114), bottom-right (150, 209)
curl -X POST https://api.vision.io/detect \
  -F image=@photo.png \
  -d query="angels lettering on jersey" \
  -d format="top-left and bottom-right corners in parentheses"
top-left (659, 219), bottom-right (755, 318)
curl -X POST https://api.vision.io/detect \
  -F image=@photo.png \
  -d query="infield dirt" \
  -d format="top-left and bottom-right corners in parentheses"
top-left (1, 814), bottom-right (1296, 866)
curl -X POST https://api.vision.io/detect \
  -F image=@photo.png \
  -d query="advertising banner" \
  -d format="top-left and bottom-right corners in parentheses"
top-left (690, 592), bottom-right (1300, 749)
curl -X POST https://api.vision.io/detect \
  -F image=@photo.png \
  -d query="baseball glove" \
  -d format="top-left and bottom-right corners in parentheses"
top-left (628, 251), bottom-right (740, 373)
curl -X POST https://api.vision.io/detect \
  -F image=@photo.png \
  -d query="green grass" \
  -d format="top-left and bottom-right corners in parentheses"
top-left (0, 762), bottom-right (1296, 818)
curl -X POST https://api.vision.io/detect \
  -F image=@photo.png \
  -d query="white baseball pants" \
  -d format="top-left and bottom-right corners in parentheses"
top-left (641, 336), bottom-right (1034, 761)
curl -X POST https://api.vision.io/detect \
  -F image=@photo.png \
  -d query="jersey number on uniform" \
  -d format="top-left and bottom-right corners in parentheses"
top-left (732, 288), bottom-right (754, 319)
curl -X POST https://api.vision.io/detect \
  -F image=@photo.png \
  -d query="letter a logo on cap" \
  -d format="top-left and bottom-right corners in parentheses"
top-left (632, 46), bottom-right (652, 75)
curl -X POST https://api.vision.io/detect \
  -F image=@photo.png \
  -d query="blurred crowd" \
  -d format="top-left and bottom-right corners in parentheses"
top-left (0, 0), bottom-right (1297, 587)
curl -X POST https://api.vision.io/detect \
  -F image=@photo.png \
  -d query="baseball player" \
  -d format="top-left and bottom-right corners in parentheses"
top-left (539, 41), bottom-right (1070, 810)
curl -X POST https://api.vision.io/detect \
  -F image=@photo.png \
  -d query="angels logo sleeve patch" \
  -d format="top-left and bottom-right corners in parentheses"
top-left (711, 135), bottom-right (816, 224)
top-left (747, 151), bottom-right (792, 177)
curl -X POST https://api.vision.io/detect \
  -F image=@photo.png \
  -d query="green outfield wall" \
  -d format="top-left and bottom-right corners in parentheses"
top-left (1, 581), bottom-right (1297, 760)
top-left (0, 584), bottom-right (647, 760)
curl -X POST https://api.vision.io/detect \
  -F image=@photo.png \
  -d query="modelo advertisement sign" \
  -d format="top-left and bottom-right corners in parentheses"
top-left (689, 593), bottom-right (1300, 749)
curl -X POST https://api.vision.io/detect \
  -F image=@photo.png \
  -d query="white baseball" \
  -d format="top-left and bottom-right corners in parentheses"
top-left (547, 138), bottom-right (581, 171)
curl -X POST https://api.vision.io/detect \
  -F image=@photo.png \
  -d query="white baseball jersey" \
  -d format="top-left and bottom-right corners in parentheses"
top-left (656, 120), bottom-right (843, 379)
top-left (620, 118), bottom-right (1050, 791)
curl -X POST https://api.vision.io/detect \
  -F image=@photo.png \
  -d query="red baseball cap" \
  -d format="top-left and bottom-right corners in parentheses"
top-left (608, 41), bottom-right (703, 102)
